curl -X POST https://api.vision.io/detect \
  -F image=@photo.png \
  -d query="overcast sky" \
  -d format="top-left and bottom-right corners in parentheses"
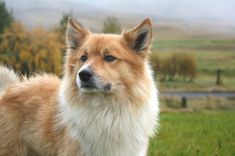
top-left (5, 0), bottom-right (235, 26)
top-left (83, 0), bottom-right (235, 20)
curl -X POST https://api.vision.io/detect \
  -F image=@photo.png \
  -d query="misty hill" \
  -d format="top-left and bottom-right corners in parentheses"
top-left (5, 0), bottom-right (235, 39)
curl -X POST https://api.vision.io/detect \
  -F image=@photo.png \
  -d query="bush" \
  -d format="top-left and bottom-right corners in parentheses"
top-left (161, 53), bottom-right (180, 81)
top-left (178, 53), bottom-right (196, 81)
top-left (150, 52), bottom-right (197, 81)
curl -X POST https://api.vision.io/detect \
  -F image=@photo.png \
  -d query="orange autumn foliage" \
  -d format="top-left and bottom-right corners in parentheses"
top-left (0, 22), bottom-right (63, 76)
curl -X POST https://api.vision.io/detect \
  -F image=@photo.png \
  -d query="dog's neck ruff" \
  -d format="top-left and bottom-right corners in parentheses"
top-left (58, 73), bottom-right (159, 156)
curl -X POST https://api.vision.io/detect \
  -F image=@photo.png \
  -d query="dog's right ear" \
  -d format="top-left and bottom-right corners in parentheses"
top-left (66, 18), bottom-right (89, 50)
top-left (123, 18), bottom-right (152, 55)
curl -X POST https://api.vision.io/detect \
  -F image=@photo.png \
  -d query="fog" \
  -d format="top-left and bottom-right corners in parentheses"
top-left (5, 0), bottom-right (235, 27)
top-left (81, 0), bottom-right (235, 24)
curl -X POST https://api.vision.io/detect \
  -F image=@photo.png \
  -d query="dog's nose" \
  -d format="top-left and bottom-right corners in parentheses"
top-left (79, 69), bottom-right (93, 82)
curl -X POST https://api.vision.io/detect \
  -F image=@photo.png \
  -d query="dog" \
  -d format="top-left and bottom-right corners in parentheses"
top-left (0, 18), bottom-right (159, 156)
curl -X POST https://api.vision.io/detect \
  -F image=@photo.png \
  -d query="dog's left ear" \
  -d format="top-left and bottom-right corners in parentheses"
top-left (66, 18), bottom-right (90, 50)
top-left (123, 18), bottom-right (152, 55)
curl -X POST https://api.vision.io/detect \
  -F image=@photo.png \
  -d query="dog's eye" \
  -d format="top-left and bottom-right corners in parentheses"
top-left (80, 55), bottom-right (88, 62)
top-left (104, 55), bottom-right (116, 62)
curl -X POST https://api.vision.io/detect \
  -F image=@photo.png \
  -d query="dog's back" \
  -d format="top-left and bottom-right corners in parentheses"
top-left (0, 67), bottom-right (63, 155)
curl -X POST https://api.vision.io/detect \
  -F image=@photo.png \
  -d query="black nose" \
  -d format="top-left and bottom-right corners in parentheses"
top-left (79, 69), bottom-right (93, 82)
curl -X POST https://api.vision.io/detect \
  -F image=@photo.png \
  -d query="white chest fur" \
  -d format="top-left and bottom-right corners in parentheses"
top-left (58, 92), bottom-right (159, 156)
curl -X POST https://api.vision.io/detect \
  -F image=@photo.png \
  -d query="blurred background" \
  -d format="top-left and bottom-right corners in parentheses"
top-left (0, 0), bottom-right (235, 155)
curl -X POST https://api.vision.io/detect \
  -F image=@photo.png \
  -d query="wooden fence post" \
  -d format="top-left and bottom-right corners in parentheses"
top-left (181, 96), bottom-right (187, 108)
top-left (216, 69), bottom-right (222, 85)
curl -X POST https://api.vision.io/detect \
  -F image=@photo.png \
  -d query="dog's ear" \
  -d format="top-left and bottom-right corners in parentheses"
top-left (123, 18), bottom-right (152, 55)
top-left (66, 18), bottom-right (89, 50)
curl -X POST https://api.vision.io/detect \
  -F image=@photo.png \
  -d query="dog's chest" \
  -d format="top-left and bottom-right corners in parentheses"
top-left (62, 104), bottom-right (149, 156)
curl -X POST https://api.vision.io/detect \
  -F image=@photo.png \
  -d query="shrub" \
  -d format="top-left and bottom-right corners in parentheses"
top-left (150, 52), bottom-right (197, 81)
top-left (178, 53), bottom-right (196, 81)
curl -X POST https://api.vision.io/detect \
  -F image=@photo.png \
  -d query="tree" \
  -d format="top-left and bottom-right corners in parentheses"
top-left (56, 12), bottom-right (83, 43)
top-left (102, 16), bottom-right (121, 34)
top-left (0, 21), bottom-right (63, 76)
top-left (30, 27), bottom-right (62, 75)
top-left (0, 0), bottom-right (14, 34)
top-left (55, 12), bottom-right (73, 45)
top-left (60, 13), bottom-right (73, 36)
top-left (0, 22), bottom-right (30, 75)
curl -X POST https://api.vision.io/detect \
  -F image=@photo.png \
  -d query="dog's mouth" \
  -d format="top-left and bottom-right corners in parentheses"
top-left (79, 83), bottom-right (112, 93)
top-left (80, 83), bottom-right (98, 93)
top-left (80, 83), bottom-right (97, 89)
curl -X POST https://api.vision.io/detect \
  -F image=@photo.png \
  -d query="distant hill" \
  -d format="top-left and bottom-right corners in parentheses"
top-left (5, 0), bottom-right (235, 39)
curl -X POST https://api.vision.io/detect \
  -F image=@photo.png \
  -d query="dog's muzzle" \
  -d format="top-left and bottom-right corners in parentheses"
top-left (76, 67), bottom-right (112, 93)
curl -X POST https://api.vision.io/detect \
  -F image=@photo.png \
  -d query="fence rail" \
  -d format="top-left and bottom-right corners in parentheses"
top-left (160, 91), bottom-right (235, 98)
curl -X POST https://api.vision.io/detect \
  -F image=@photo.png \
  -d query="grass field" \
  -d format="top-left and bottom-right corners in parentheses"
top-left (147, 36), bottom-right (235, 155)
top-left (148, 111), bottom-right (235, 156)
top-left (151, 39), bottom-right (235, 91)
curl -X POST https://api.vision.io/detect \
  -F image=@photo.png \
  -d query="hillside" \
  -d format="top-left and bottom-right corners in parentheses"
top-left (5, 0), bottom-right (235, 39)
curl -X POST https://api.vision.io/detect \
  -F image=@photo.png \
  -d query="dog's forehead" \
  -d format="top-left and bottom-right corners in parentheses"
top-left (82, 34), bottom-right (123, 53)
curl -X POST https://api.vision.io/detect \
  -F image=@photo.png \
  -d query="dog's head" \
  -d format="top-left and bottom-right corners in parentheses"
top-left (64, 18), bottom-right (153, 96)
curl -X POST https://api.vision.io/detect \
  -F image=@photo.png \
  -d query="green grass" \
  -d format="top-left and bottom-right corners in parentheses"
top-left (152, 39), bottom-right (235, 51)
top-left (148, 111), bottom-right (235, 156)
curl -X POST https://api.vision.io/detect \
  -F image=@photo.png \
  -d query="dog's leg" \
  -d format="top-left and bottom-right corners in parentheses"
top-left (0, 104), bottom-right (28, 155)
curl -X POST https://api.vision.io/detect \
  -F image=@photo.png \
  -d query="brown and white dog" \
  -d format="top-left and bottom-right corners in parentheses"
top-left (0, 18), bottom-right (159, 156)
